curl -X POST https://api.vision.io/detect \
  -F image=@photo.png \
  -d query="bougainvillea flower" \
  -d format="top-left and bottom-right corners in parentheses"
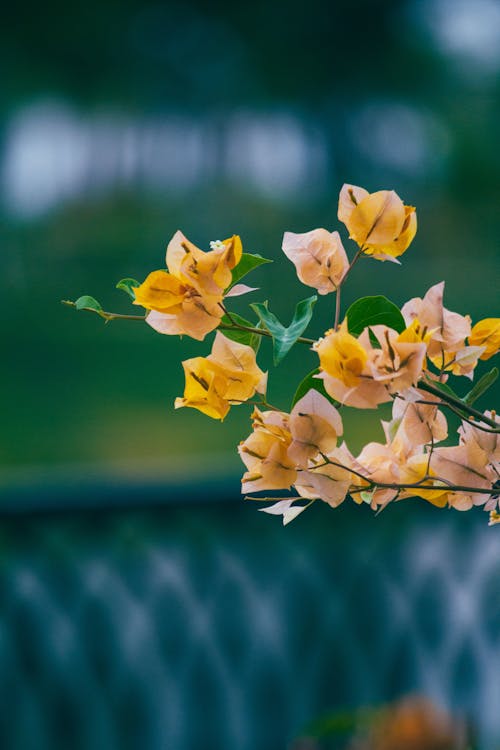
top-left (208, 332), bottom-right (267, 401)
top-left (288, 390), bottom-right (343, 467)
top-left (143, 297), bottom-right (224, 340)
top-left (315, 321), bottom-right (426, 408)
top-left (391, 390), bottom-right (448, 449)
top-left (174, 357), bottom-right (230, 420)
top-left (430, 442), bottom-right (495, 510)
top-left (469, 318), bottom-right (500, 360)
top-left (367, 325), bottom-right (427, 390)
top-left (239, 408), bottom-right (296, 493)
top-left (240, 395), bottom-right (351, 507)
top-left (458, 410), bottom-right (500, 472)
top-left (166, 231), bottom-right (242, 296)
top-left (295, 444), bottom-right (354, 507)
top-left (338, 184), bottom-right (417, 261)
top-left (351, 441), bottom-right (401, 507)
top-left (314, 321), bottom-right (368, 388)
top-left (398, 455), bottom-right (449, 507)
top-left (350, 395), bottom-right (450, 509)
top-left (430, 345), bottom-right (486, 378)
top-left (133, 231), bottom-right (242, 341)
top-left (175, 333), bottom-right (266, 420)
top-left (352, 435), bottom-right (448, 509)
top-left (401, 282), bottom-right (472, 363)
top-left (397, 318), bottom-right (435, 346)
top-left (282, 228), bottom-right (349, 295)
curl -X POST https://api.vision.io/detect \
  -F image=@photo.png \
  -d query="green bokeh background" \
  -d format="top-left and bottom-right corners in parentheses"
top-left (2, 0), bottom-right (499, 481)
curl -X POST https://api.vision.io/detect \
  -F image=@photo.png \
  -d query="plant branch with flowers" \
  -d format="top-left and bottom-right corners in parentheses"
top-left (64, 184), bottom-right (500, 525)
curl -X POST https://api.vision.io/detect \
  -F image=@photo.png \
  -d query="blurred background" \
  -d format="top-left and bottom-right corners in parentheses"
top-left (1, 0), bottom-right (500, 748)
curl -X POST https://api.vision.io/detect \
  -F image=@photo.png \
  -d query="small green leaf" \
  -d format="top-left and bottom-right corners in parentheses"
top-left (291, 368), bottom-right (339, 408)
top-left (463, 367), bottom-right (499, 406)
top-left (228, 253), bottom-right (272, 289)
top-left (75, 295), bottom-right (102, 312)
top-left (220, 313), bottom-right (262, 352)
top-left (251, 295), bottom-right (317, 365)
top-left (346, 295), bottom-right (405, 336)
top-left (116, 278), bottom-right (140, 300)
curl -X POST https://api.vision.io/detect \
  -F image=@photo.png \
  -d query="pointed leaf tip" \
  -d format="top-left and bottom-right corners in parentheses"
top-left (116, 278), bottom-right (140, 300)
top-left (75, 295), bottom-right (103, 312)
top-left (228, 252), bottom-right (272, 290)
top-left (463, 367), bottom-right (499, 406)
top-left (251, 295), bottom-right (316, 365)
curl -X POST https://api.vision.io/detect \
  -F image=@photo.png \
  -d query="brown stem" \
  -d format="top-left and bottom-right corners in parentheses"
top-left (334, 248), bottom-right (363, 330)
top-left (406, 397), bottom-right (500, 434)
top-left (62, 300), bottom-right (146, 322)
top-left (322, 457), bottom-right (496, 496)
top-left (418, 379), bottom-right (498, 429)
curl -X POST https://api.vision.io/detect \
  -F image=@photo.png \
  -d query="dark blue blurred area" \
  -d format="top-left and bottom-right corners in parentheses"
top-left (1, 0), bottom-right (500, 747)
top-left (2, 488), bottom-right (500, 749)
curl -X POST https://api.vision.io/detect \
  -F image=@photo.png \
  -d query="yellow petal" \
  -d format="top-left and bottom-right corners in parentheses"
top-left (399, 455), bottom-right (448, 507)
top-left (239, 413), bottom-right (296, 493)
top-left (315, 321), bottom-right (368, 387)
top-left (222, 234), bottom-right (243, 270)
top-left (362, 206), bottom-right (417, 260)
top-left (469, 318), bottom-right (500, 360)
top-left (133, 270), bottom-right (185, 313)
top-left (397, 317), bottom-right (433, 346)
top-left (176, 357), bottom-right (230, 420)
top-left (347, 190), bottom-right (406, 247)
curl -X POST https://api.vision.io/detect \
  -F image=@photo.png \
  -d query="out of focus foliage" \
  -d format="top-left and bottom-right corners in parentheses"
top-left (2, 0), bottom-right (499, 471)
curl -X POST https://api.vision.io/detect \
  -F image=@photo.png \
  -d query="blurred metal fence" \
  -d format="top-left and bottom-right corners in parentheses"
top-left (1, 477), bottom-right (499, 749)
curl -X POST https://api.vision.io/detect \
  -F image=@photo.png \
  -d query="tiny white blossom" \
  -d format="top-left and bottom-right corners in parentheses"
top-left (210, 240), bottom-right (226, 250)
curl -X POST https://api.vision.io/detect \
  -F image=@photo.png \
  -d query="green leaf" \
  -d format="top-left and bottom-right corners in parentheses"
top-left (291, 368), bottom-right (339, 408)
top-left (228, 253), bottom-right (272, 289)
top-left (251, 296), bottom-right (317, 365)
top-left (423, 378), bottom-right (461, 400)
top-left (75, 295), bottom-right (102, 312)
top-left (220, 313), bottom-right (262, 352)
top-left (463, 367), bottom-right (499, 406)
top-left (346, 295), bottom-right (405, 336)
top-left (116, 278), bottom-right (140, 300)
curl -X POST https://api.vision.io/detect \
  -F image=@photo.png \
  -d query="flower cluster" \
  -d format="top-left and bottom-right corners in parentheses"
top-left (66, 183), bottom-right (500, 525)
top-left (315, 319), bottom-right (427, 408)
top-left (133, 231), bottom-right (244, 340)
top-left (174, 332), bottom-right (266, 420)
top-left (239, 391), bottom-right (354, 523)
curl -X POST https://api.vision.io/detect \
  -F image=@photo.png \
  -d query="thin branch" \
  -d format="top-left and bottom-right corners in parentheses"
top-left (408, 398), bottom-right (500, 434)
top-left (334, 286), bottom-right (342, 331)
top-left (322, 457), bottom-right (496, 496)
top-left (417, 379), bottom-right (498, 429)
top-left (62, 300), bottom-right (146, 322)
top-left (334, 248), bottom-right (363, 330)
